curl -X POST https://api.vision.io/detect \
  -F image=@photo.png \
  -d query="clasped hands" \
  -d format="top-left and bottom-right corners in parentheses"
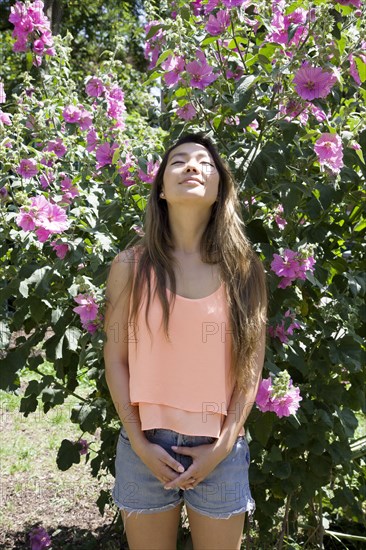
top-left (135, 435), bottom-right (231, 491)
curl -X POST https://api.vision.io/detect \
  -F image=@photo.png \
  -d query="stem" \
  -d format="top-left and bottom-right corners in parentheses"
top-left (229, 14), bottom-right (247, 72)
top-left (277, 493), bottom-right (292, 550)
top-left (193, 97), bottom-right (230, 154)
top-left (237, 82), bottom-right (280, 188)
top-left (215, 40), bottom-right (234, 97)
top-left (33, 365), bottom-right (89, 403)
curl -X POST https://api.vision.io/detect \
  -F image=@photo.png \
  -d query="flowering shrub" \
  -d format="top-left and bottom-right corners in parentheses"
top-left (1, 0), bottom-right (365, 546)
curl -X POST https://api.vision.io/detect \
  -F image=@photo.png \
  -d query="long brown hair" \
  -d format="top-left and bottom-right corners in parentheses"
top-left (127, 133), bottom-right (267, 391)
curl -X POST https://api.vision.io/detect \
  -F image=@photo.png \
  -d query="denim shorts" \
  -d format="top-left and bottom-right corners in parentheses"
top-left (112, 425), bottom-right (255, 520)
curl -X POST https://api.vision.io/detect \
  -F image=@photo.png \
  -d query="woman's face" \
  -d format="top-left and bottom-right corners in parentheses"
top-left (161, 142), bottom-right (220, 207)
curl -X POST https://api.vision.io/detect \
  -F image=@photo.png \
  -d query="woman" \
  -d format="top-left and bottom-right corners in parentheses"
top-left (103, 133), bottom-right (267, 550)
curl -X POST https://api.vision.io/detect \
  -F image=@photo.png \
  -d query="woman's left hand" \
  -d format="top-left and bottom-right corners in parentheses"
top-left (163, 442), bottom-right (230, 490)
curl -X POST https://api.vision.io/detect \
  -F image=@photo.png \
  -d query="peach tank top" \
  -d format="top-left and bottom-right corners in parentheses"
top-left (127, 252), bottom-right (244, 438)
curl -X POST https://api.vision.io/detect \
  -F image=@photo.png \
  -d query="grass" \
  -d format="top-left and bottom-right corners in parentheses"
top-left (0, 362), bottom-right (122, 549)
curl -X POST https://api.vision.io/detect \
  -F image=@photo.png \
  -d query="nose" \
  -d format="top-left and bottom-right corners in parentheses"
top-left (184, 160), bottom-right (199, 173)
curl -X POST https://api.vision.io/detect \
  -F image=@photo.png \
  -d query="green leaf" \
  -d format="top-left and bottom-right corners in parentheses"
top-left (232, 76), bottom-right (256, 112)
top-left (19, 394), bottom-right (39, 416)
top-left (156, 49), bottom-right (174, 67)
top-left (72, 399), bottom-right (107, 433)
top-left (354, 56), bottom-right (366, 83)
top-left (0, 350), bottom-right (26, 391)
top-left (146, 24), bottom-right (163, 40)
top-left (65, 326), bottom-right (82, 351)
top-left (57, 439), bottom-right (81, 471)
top-left (201, 36), bottom-right (219, 46)
top-left (272, 461), bottom-right (291, 479)
top-left (251, 411), bottom-right (275, 447)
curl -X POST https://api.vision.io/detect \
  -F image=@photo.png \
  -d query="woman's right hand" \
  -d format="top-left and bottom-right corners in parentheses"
top-left (133, 439), bottom-right (185, 485)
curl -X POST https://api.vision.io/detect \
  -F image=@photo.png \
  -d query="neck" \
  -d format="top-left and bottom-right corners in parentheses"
top-left (167, 204), bottom-right (211, 254)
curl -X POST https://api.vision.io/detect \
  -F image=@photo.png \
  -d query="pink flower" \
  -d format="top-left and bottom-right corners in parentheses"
top-left (45, 138), bottom-right (67, 158)
top-left (176, 103), bottom-right (196, 120)
top-left (36, 203), bottom-right (69, 242)
top-left (0, 81), bottom-right (6, 103)
top-left (266, 9), bottom-right (308, 47)
top-left (314, 133), bottom-right (344, 175)
top-left (16, 195), bottom-right (47, 231)
top-left (256, 373), bottom-right (302, 418)
top-left (138, 160), bottom-right (160, 184)
top-left (285, 8), bottom-right (308, 25)
top-left (33, 39), bottom-right (44, 54)
top-left (50, 241), bottom-right (69, 259)
top-left (17, 159), bottom-right (38, 178)
top-left (16, 195), bottom-right (70, 240)
top-left (271, 249), bottom-right (299, 279)
top-left (77, 439), bottom-right (89, 455)
top-left (0, 186), bottom-right (9, 202)
top-left (205, 10), bottom-right (230, 36)
top-left (86, 128), bottom-right (98, 152)
top-left (78, 109), bottom-right (93, 131)
top-left (29, 525), bottom-right (51, 550)
top-left (85, 76), bottom-right (104, 97)
top-left (293, 63), bottom-right (337, 100)
top-left (279, 99), bottom-right (309, 125)
top-left (105, 90), bottom-right (126, 128)
top-left (13, 36), bottom-right (28, 52)
top-left (273, 384), bottom-right (302, 417)
top-left (107, 84), bottom-right (125, 101)
top-left (309, 103), bottom-right (327, 122)
top-left (0, 110), bottom-right (12, 125)
top-left (186, 50), bottom-right (218, 90)
top-left (274, 204), bottom-right (287, 229)
top-left (191, 0), bottom-right (204, 15)
top-left (39, 171), bottom-right (55, 190)
top-left (204, 0), bottom-right (220, 13)
top-left (271, 248), bottom-right (316, 288)
top-left (73, 294), bottom-right (99, 324)
top-left (162, 55), bottom-right (185, 87)
top-left (349, 54), bottom-right (361, 85)
top-left (95, 142), bottom-right (118, 170)
top-left (62, 105), bottom-right (82, 123)
top-left (268, 310), bottom-right (301, 344)
top-left (60, 175), bottom-right (79, 199)
top-left (222, 0), bottom-right (249, 7)
top-left (335, 0), bottom-right (361, 7)
top-left (9, 2), bottom-right (27, 26)
top-left (255, 378), bottom-right (273, 413)
top-left (118, 153), bottom-right (136, 187)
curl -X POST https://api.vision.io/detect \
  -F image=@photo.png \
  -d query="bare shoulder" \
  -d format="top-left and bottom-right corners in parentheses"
top-left (105, 246), bottom-right (139, 306)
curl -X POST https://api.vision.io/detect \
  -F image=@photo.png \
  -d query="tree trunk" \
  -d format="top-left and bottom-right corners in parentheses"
top-left (43, 0), bottom-right (64, 35)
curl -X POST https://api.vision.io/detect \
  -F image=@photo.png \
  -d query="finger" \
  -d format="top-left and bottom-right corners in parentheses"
top-left (162, 454), bottom-right (185, 474)
top-left (164, 471), bottom-right (197, 489)
top-left (171, 445), bottom-right (195, 456)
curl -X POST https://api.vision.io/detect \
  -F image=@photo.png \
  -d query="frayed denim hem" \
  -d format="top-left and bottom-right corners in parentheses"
top-left (185, 498), bottom-right (256, 520)
top-left (115, 497), bottom-right (184, 520)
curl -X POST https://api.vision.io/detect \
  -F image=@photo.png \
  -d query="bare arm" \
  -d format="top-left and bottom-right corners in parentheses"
top-left (103, 249), bottom-right (147, 454)
top-left (103, 249), bottom-right (186, 483)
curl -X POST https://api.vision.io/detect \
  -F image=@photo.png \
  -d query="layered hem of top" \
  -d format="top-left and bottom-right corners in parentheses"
top-left (136, 401), bottom-right (245, 438)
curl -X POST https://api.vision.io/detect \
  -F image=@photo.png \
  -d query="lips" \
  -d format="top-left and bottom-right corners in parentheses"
top-left (180, 177), bottom-right (203, 185)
